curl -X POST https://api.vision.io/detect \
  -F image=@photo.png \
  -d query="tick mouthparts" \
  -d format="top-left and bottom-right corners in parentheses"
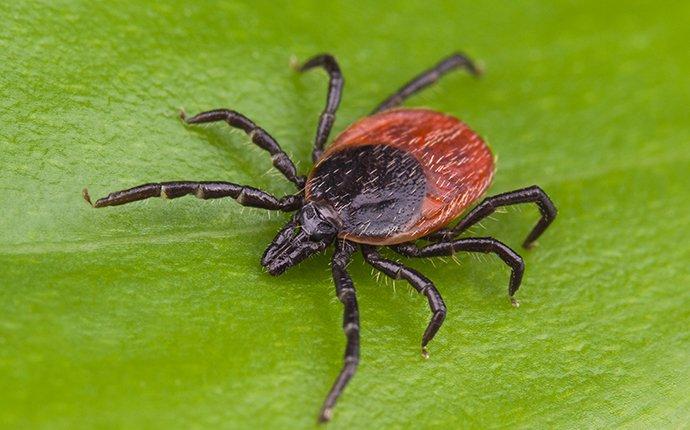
top-left (262, 229), bottom-right (330, 276)
top-left (262, 228), bottom-right (306, 276)
top-left (262, 228), bottom-right (300, 263)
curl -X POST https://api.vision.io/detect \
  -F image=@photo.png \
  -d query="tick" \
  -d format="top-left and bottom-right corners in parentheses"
top-left (83, 52), bottom-right (557, 422)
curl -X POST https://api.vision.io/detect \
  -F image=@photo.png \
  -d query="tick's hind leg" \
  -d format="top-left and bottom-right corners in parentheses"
top-left (371, 52), bottom-right (481, 114)
top-left (83, 181), bottom-right (302, 211)
top-left (182, 109), bottom-right (305, 189)
top-left (319, 239), bottom-right (359, 423)
top-left (361, 245), bottom-right (446, 358)
top-left (427, 185), bottom-right (557, 249)
top-left (393, 237), bottom-right (524, 305)
top-left (296, 54), bottom-right (344, 163)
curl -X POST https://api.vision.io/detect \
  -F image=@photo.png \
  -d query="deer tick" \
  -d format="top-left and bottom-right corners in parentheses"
top-left (83, 52), bottom-right (557, 422)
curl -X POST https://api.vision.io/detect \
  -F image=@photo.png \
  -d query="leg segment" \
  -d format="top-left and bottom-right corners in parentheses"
top-left (361, 245), bottom-right (446, 358)
top-left (319, 239), bottom-right (359, 423)
top-left (393, 237), bottom-right (524, 300)
top-left (83, 181), bottom-right (302, 211)
top-left (371, 52), bottom-right (480, 114)
top-left (182, 109), bottom-right (305, 189)
top-left (427, 185), bottom-right (557, 249)
top-left (297, 54), bottom-right (344, 163)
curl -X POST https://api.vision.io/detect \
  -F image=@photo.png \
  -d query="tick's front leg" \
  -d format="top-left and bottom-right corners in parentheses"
top-left (83, 181), bottom-right (302, 211)
top-left (182, 109), bottom-right (306, 189)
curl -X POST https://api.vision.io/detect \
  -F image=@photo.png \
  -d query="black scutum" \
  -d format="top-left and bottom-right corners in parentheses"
top-left (308, 144), bottom-right (426, 238)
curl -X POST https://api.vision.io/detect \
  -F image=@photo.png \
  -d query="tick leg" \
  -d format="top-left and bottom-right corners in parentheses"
top-left (296, 54), bottom-right (344, 163)
top-left (83, 181), bottom-right (302, 211)
top-left (319, 239), bottom-right (359, 423)
top-left (392, 237), bottom-right (524, 302)
top-left (426, 186), bottom-right (557, 249)
top-left (371, 52), bottom-right (480, 114)
top-left (361, 245), bottom-right (446, 358)
top-left (182, 109), bottom-right (305, 189)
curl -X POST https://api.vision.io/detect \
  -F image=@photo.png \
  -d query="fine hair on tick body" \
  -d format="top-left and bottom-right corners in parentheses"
top-left (83, 52), bottom-right (557, 423)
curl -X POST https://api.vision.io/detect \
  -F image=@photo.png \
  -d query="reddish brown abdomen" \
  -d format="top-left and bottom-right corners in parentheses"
top-left (307, 108), bottom-right (494, 245)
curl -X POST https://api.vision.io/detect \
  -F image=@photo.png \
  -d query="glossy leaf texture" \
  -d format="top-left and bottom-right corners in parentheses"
top-left (1, 1), bottom-right (689, 429)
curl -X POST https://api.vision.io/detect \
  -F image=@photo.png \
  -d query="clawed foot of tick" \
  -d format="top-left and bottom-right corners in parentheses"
top-left (288, 55), bottom-right (300, 71)
top-left (475, 61), bottom-right (486, 76)
top-left (522, 240), bottom-right (539, 250)
top-left (82, 188), bottom-right (94, 207)
top-left (510, 297), bottom-right (520, 308)
top-left (318, 407), bottom-right (333, 423)
top-left (421, 346), bottom-right (430, 359)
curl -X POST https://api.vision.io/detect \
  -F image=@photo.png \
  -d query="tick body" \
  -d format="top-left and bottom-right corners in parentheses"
top-left (307, 109), bottom-right (494, 245)
top-left (84, 53), bottom-right (557, 422)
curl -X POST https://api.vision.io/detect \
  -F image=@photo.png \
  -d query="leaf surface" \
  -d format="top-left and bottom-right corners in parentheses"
top-left (1, 1), bottom-right (689, 428)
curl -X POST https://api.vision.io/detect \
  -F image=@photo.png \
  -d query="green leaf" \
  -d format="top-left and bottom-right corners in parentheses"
top-left (1, 1), bottom-right (689, 428)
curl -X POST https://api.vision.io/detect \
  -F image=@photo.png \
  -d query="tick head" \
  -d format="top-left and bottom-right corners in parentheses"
top-left (261, 201), bottom-right (341, 276)
top-left (298, 201), bottom-right (340, 241)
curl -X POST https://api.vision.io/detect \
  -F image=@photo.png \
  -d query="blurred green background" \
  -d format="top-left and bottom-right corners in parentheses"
top-left (1, 1), bottom-right (689, 429)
